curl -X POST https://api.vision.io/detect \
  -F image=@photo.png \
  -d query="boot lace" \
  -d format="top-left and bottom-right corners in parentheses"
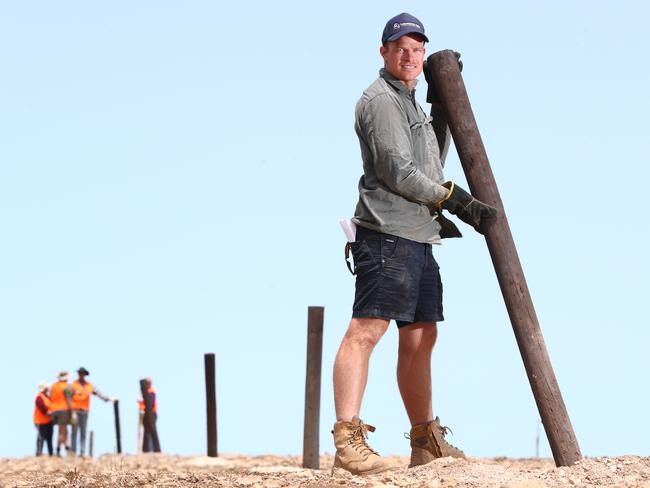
top-left (436, 422), bottom-right (463, 454)
top-left (439, 424), bottom-right (454, 437)
top-left (347, 421), bottom-right (379, 458)
top-left (403, 423), bottom-right (454, 441)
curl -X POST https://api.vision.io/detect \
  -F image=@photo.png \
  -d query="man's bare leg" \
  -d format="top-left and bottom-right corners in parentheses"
top-left (397, 322), bottom-right (463, 465)
top-left (333, 317), bottom-right (390, 421)
top-left (57, 424), bottom-right (67, 455)
top-left (332, 317), bottom-right (397, 475)
top-left (397, 322), bottom-right (437, 425)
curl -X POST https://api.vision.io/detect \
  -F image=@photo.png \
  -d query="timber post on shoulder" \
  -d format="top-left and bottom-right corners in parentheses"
top-left (425, 50), bottom-right (582, 467)
top-left (303, 306), bottom-right (324, 469)
top-left (139, 378), bottom-right (161, 453)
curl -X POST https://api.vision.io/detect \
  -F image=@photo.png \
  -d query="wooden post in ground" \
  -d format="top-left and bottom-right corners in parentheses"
top-left (89, 431), bottom-right (94, 457)
top-left (136, 412), bottom-right (143, 454)
top-left (113, 400), bottom-right (122, 454)
top-left (425, 50), bottom-right (582, 467)
top-left (139, 378), bottom-right (161, 453)
top-left (302, 306), bottom-right (324, 469)
top-left (204, 353), bottom-right (218, 457)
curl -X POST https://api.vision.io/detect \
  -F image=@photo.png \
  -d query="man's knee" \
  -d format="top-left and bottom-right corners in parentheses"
top-left (343, 317), bottom-right (390, 351)
top-left (399, 321), bottom-right (438, 353)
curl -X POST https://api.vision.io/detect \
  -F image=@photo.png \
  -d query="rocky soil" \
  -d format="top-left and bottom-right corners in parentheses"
top-left (1, 453), bottom-right (649, 487)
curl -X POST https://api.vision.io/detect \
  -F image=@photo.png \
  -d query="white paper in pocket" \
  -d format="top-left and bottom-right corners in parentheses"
top-left (339, 218), bottom-right (357, 242)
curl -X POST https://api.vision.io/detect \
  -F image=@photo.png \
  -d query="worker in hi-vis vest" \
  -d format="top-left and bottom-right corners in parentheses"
top-left (33, 381), bottom-right (53, 456)
top-left (49, 371), bottom-right (73, 456)
top-left (70, 367), bottom-right (116, 457)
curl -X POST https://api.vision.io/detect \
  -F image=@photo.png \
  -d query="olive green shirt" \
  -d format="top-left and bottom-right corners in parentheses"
top-left (352, 69), bottom-right (448, 244)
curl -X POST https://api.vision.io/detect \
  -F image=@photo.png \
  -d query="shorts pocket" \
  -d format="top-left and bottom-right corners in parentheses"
top-left (380, 236), bottom-right (401, 263)
top-left (350, 240), bottom-right (379, 277)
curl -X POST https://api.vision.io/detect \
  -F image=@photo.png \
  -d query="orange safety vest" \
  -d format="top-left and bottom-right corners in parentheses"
top-left (138, 386), bottom-right (157, 412)
top-left (71, 380), bottom-right (94, 411)
top-left (33, 392), bottom-right (52, 425)
top-left (49, 380), bottom-right (71, 411)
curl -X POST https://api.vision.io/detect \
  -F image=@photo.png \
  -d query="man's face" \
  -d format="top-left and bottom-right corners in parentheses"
top-left (380, 34), bottom-right (426, 88)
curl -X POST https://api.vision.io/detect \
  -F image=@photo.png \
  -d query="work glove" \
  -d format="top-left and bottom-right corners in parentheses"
top-left (424, 51), bottom-right (463, 105)
top-left (431, 208), bottom-right (463, 239)
top-left (437, 181), bottom-right (497, 234)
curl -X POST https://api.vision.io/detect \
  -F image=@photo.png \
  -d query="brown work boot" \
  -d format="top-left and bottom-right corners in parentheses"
top-left (407, 416), bottom-right (465, 467)
top-left (332, 416), bottom-right (398, 475)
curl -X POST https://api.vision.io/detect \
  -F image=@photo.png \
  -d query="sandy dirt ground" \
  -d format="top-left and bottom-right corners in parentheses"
top-left (1, 453), bottom-right (649, 487)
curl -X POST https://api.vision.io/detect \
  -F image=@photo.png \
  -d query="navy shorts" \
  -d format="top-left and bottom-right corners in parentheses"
top-left (350, 226), bottom-right (444, 327)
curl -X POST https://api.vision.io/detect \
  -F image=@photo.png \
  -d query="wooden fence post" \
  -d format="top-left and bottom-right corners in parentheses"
top-left (205, 353), bottom-right (218, 457)
top-left (303, 306), bottom-right (324, 469)
top-left (137, 412), bottom-right (143, 454)
top-left (425, 50), bottom-right (582, 466)
top-left (113, 400), bottom-right (122, 454)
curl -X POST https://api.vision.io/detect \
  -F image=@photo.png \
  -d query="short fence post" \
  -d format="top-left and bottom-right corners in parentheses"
top-left (205, 353), bottom-right (218, 457)
top-left (114, 400), bottom-right (122, 454)
top-left (303, 306), bottom-right (324, 469)
top-left (137, 412), bottom-right (143, 454)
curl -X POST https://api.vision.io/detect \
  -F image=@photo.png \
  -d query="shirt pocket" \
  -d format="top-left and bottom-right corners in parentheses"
top-left (409, 116), bottom-right (438, 174)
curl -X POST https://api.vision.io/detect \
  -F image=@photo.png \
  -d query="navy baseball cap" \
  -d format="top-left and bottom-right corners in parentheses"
top-left (382, 12), bottom-right (429, 44)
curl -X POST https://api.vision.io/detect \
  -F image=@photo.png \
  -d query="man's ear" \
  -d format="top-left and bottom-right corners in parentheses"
top-left (380, 45), bottom-right (387, 60)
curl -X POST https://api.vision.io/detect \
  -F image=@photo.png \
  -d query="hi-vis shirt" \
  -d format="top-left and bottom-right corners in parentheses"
top-left (33, 392), bottom-right (51, 425)
top-left (352, 69), bottom-right (449, 244)
top-left (49, 380), bottom-right (72, 412)
top-left (71, 380), bottom-right (110, 411)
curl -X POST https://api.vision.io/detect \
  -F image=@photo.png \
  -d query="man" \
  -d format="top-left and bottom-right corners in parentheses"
top-left (70, 367), bottom-right (116, 457)
top-left (33, 382), bottom-right (53, 456)
top-left (49, 371), bottom-right (73, 456)
top-left (332, 13), bottom-right (496, 475)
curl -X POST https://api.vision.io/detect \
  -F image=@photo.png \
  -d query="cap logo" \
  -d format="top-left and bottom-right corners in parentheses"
top-left (393, 21), bottom-right (422, 31)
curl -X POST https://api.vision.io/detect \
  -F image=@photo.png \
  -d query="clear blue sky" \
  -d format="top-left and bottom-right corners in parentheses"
top-left (1, 1), bottom-right (648, 459)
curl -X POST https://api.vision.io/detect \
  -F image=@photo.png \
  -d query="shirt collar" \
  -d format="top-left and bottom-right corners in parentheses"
top-left (380, 68), bottom-right (418, 95)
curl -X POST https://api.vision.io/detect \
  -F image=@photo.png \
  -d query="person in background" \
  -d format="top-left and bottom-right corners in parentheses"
top-left (33, 381), bottom-right (53, 456)
top-left (137, 377), bottom-right (157, 452)
top-left (70, 367), bottom-right (116, 457)
top-left (49, 371), bottom-right (73, 456)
